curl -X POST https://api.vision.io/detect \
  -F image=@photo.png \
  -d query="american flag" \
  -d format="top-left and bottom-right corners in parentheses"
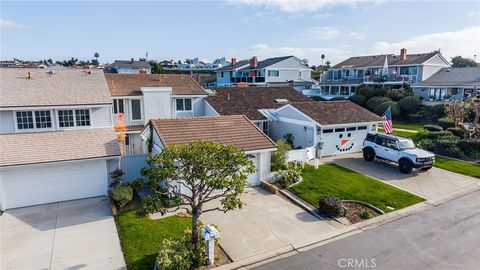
top-left (383, 107), bottom-right (393, 134)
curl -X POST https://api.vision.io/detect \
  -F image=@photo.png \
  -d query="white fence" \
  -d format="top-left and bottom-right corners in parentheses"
top-left (287, 147), bottom-right (316, 163)
top-left (120, 154), bottom-right (148, 182)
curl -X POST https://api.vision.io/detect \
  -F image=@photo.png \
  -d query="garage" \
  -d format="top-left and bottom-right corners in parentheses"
top-left (246, 154), bottom-right (259, 186)
top-left (0, 160), bottom-right (109, 210)
top-left (319, 124), bottom-right (376, 156)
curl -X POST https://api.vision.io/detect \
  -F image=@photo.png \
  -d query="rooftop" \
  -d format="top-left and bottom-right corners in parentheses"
top-left (0, 68), bottom-right (112, 108)
top-left (239, 56), bottom-right (295, 71)
top-left (412, 67), bottom-right (480, 87)
top-left (113, 60), bottom-right (151, 69)
top-left (206, 86), bottom-right (313, 120)
top-left (0, 128), bottom-right (120, 167)
top-left (150, 115), bottom-right (277, 152)
top-left (215, 59), bottom-right (250, 72)
top-left (104, 73), bottom-right (208, 96)
top-left (332, 52), bottom-right (439, 69)
top-left (290, 101), bottom-right (384, 126)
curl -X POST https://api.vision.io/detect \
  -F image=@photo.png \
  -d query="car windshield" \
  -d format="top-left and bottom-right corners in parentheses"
top-left (398, 139), bottom-right (416, 149)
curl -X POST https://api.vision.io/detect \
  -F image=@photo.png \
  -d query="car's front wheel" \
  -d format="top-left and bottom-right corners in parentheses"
top-left (399, 160), bottom-right (413, 174)
top-left (363, 148), bottom-right (375, 162)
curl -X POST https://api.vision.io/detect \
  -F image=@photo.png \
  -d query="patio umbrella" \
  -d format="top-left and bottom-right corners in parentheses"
top-left (382, 55), bottom-right (389, 75)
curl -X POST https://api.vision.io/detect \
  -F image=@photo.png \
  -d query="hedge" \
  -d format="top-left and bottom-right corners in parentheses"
top-left (348, 95), bottom-right (367, 106)
top-left (398, 96), bottom-right (421, 113)
top-left (366, 96), bottom-right (391, 110)
top-left (374, 101), bottom-right (399, 118)
top-left (446, 127), bottom-right (464, 137)
top-left (438, 117), bottom-right (455, 130)
top-left (423, 125), bottom-right (443, 132)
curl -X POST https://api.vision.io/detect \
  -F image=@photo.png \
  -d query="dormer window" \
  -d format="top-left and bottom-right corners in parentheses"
top-left (16, 110), bottom-right (52, 130)
top-left (58, 109), bottom-right (90, 128)
top-left (176, 98), bottom-right (192, 111)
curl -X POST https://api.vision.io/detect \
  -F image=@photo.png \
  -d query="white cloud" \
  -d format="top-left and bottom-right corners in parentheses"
top-left (230, 43), bottom-right (350, 65)
top-left (372, 26), bottom-right (480, 60)
top-left (348, 31), bottom-right (366, 40)
top-left (469, 11), bottom-right (480, 16)
top-left (308, 26), bottom-right (340, 40)
top-left (0, 19), bottom-right (31, 29)
top-left (229, 0), bottom-right (356, 13)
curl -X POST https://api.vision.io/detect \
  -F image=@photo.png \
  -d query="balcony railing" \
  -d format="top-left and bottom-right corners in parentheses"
top-left (230, 77), bottom-right (265, 83)
top-left (364, 75), bottom-right (417, 84)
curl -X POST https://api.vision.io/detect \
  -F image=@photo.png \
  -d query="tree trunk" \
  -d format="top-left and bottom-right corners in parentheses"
top-left (191, 207), bottom-right (200, 245)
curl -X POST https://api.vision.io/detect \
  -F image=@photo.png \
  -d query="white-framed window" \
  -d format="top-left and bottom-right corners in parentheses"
top-left (268, 70), bottom-right (279, 77)
top-left (176, 98), bottom-right (192, 111)
top-left (130, 99), bottom-right (142, 120)
top-left (58, 109), bottom-right (91, 128)
top-left (113, 99), bottom-right (124, 114)
top-left (16, 110), bottom-right (52, 130)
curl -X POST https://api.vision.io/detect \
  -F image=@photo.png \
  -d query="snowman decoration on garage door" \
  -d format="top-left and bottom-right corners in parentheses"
top-left (335, 131), bottom-right (357, 153)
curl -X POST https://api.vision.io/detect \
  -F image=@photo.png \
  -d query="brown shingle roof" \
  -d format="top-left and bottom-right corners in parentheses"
top-left (290, 101), bottom-right (384, 126)
top-left (206, 87), bottom-right (312, 120)
top-left (0, 128), bottom-right (120, 167)
top-left (332, 52), bottom-right (438, 69)
top-left (0, 68), bottom-right (112, 108)
top-left (150, 115), bottom-right (277, 152)
top-left (105, 74), bottom-right (207, 96)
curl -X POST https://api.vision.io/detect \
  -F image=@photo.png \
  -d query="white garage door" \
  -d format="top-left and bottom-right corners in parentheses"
top-left (320, 126), bottom-right (370, 157)
top-left (0, 160), bottom-right (108, 210)
top-left (246, 154), bottom-right (259, 186)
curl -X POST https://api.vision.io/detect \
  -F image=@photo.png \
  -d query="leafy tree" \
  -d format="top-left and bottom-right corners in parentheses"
top-left (149, 60), bottom-right (164, 74)
top-left (300, 58), bottom-right (309, 67)
top-left (321, 54), bottom-right (325, 66)
top-left (445, 98), bottom-right (480, 138)
top-left (94, 52), bottom-right (99, 64)
top-left (451, 56), bottom-right (477, 68)
top-left (271, 139), bottom-right (292, 171)
top-left (398, 96), bottom-right (421, 113)
top-left (140, 140), bottom-right (255, 246)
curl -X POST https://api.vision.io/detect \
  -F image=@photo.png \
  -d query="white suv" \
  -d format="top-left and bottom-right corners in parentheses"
top-left (363, 133), bottom-right (435, 174)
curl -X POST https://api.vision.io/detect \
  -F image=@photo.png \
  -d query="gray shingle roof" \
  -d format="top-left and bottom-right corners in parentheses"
top-left (0, 68), bottom-right (112, 108)
top-left (332, 52), bottom-right (438, 69)
top-left (239, 56), bottom-right (295, 71)
top-left (215, 60), bottom-right (250, 72)
top-left (113, 60), bottom-right (151, 69)
top-left (412, 67), bottom-right (480, 87)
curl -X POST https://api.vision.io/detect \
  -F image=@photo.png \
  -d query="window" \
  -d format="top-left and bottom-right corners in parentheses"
top-left (58, 110), bottom-right (75, 127)
top-left (346, 127), bottom-right (356, 131)
top-left (113, 99), bottom-right (124, 114)
top-left (176, 98), bottom-right (192, 111)
top-left (298, 71), bottom-right (302, 78)
top-left (16, 111), bottom-right (34, 130)
top-left (131, 99), bottom-right (142, 120)
top-left (268, 70), bottom-right (279, 77)
top-left (35, 111), bottom-right (52, 128)
top-left (335, 128), bottom-right (345, 132)
top-left (220, 72), bottom-right (224, 78)
top-left (358, 126), bottom-right (367, 130)
top-left (323, 129), bottom-right (333, 134)
top-left (75, 109), bottom-right (90, 126)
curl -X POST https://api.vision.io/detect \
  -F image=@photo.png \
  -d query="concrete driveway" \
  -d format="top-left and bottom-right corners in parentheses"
top-left (201, 188), bottom-right (344, 262)
top-left (324, 153), bottom-right (479, 200)
top-left (0, 197), bottom-right (126, 270)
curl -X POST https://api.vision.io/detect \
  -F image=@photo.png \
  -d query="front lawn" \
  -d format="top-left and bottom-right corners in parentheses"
top-left (116, 210), bottom-right (192, 270)
top-left (434, 156), bottom-right (480, 179)
top-left (379, 127), bottom-right (417, 139)
top-left (394, 123), bottom-right (424, 132)
top-left (290, 164), bottom-right (425, 212)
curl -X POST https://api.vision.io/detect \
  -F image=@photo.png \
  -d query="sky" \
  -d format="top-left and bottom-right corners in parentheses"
top-left (1, 0), bottom-right (480, 65)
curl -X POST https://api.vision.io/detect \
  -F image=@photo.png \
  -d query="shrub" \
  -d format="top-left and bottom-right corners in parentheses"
top-left (374, 101), bottom-right (399, 118)
top-left (283, 133), bottom-right (295, 148)
top-left (446, 127), bottom-right (464, 138)
top-left (348, 95), bottom-right (367, 106)
top-left (366, 96), bottom-right (391, 110)
top-left (271, 140), bottom-right (292, 171)
top-left (414, 130), bottom-right (455, 142)
top-left (418, 139), bottom-right (434, 151)
top-left (156, 231), bottom-right (206, 270)
top-left (330, 96), bottom-right (347, 101)
top-left (458, 140), bottom-right (480, 159)
top-left (111, 183), bottom-right (133, 208)
top-left (437, 117), bottom-right (455, 130)
top-left (386, 88), bottom-right (408, 101)
top-left (360, 210), bottom-right (371, 219)
top-left (423, 125), bottom-right (443, 132)
top-left (310, 96), bottom-right (326, 101)
top-left (408, 113), bottom-right (423, 123)
top-left (318, 196), bottom-right (345, 218)
top-left (357, 86), bottom-right (376, 99)
top-left (434, 140), bottom-right (464, 158)
top-left (276, 161), bottom-right (302, 188)
top-left (137, 194), bottom-right (183, 217)
top-left (398, 96), bottom-right (421, 113)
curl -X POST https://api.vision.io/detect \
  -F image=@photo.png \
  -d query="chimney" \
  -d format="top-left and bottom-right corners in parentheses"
top-left (231, 58), bottom-right (237, 65)
top-left (27, 71), bottom-right (31, 79)
top-left (250, 56), bottom-right (257, 68)
top-left (130, 58), bottom-right (134, 64)
top-left (139, 68), bottom-right (147, 74)
top-left (400, 48), bottom-right (407, 60)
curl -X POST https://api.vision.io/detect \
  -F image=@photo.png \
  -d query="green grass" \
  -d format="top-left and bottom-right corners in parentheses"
top-left (379, 128), bottom-right (417, 139)
top-left (434, 156), bottom-right (480, 179)
top-left (394, 123), bottom-right (424, 132)
top-left (290, 164), bottom-right (425, 212)
top-left (115, 210), bottom-right (192, 270)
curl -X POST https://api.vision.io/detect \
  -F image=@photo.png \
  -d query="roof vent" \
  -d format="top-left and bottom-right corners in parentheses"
top-left (275, 98), bottom-right (289, 103)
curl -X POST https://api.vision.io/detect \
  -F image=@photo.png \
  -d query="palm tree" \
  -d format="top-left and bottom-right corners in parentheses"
top-left (321, 54), bottom-right (325, 66)
top-left (94, 52), bottom-right (99, 63)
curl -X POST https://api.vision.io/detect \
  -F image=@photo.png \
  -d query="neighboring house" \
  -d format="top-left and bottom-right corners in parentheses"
top-left (205, 87), bottom-right (383, 157)
top-left (309, 48), bottom-right (450, 99)
top-left (215, 56), bottom-right (314, 91)
top-left (113, 59), bottom-right (152, 74)
top-left (163, 57), bottom-right (231, 71)
top-left (0, 68), bottom-right (120, 211)
top-left (411, 67), bottom-right (480, 102)
top-left (104, 73), bottom-right (208, 155)
top-left (140, 115), bottom-right (277, 186)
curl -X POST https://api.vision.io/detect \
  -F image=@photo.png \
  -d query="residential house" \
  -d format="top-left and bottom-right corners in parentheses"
top-left (205, 87), bottom-right (383, 157)
top-left (309, 49), bottom-right (450, 99)
top-left (162, 57), bottom-right (230, 71)
top-left (411, 67), bottom-right (480, 102)
top-left (140, 115), bottom-right (277, 186)
top-left (0, 69), bottom-right (120, 211)
top-left (104, 73), bottom-right (208, 155)
top-left (113, 59), bottom-right (152, 74)
top-left (215, 56), bottom-right (315, 91)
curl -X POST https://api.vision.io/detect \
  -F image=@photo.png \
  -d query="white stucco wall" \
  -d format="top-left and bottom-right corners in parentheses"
top-left (269, 121), bottom-right (314, 149)
top-left (142, 87), bottom-right (173, 120)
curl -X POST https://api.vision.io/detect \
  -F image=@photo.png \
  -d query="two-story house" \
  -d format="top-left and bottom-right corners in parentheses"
top-left (104, 73), bottom-right (208, 155)
top-left (310, 49), bottom-right (450, 99)
top-left (0, 68), bottom-right (120, 211)
top-left (215, 56), bottom-right (315, 91)
top-left (113, 59), bottom-right (152, 74)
